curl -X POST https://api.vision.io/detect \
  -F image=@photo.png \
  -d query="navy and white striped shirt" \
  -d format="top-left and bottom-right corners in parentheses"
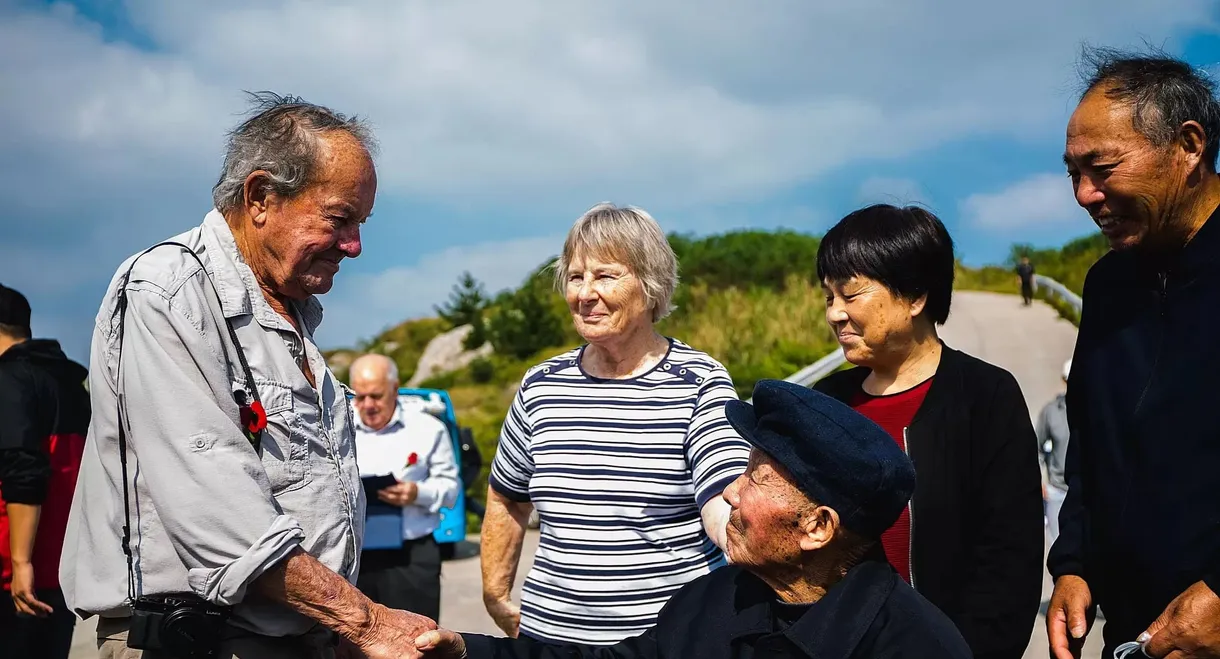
top-left (489, 339), bottom-right (750, 644)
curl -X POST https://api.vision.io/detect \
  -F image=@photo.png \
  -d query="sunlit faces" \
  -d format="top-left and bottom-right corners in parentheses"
top-left (722, 450), bottom-right (810, 570)
top-left (1064, 86), bottom-right (1197, 252)
top-left (563, 251), bottom-right (653, 343)
top-left (822, 276), bottom-right (924, 369)
top-left (256, 131), bottom-right (377, 299)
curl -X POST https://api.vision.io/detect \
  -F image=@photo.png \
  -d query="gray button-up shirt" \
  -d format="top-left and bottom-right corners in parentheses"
top-left (61, 210), bottom-right (365, 637)
top-left (1036, 393), bottom-right (1070, 491)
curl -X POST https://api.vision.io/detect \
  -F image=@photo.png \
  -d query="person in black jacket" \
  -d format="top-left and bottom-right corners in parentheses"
top-left (0, 283), bottom-right (90, 659)
top-left (413, 380), bottom-right (972, 659)
top-left (811, 204), bottom-right (1044, 659)
top-left (1050, 48), bottom-right (1220, 659)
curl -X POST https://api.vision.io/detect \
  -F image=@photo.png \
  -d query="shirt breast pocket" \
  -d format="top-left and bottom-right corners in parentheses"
top-left (253, 378), bottom-right (313, 494)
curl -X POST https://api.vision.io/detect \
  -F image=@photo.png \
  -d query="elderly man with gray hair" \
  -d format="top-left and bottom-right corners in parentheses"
top-left (61, 93), bottom-right (435, 659)
top-left (479, 202), bottom-right (751, 645)
top-left (349, 354), bottom-right (459, 621)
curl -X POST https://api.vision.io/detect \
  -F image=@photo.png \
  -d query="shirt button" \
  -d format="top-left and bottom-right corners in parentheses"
top-left (195, 438), bottom-right (206, 449)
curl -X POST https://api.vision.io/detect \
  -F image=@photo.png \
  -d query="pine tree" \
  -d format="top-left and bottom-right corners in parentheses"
top-left (435, 272), bottom-right (489, 350)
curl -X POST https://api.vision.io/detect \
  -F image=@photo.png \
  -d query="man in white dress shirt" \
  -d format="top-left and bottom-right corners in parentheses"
top-left (350, 354), bottom-right (459, 620)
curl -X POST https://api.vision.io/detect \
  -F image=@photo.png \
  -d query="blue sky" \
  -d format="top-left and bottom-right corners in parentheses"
top-left (2, 0), bottom-right (1218, 363)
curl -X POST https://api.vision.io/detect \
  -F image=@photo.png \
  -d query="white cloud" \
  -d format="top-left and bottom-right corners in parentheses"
top-left (314, 235), bottom-right (563, 349)
top-left (0, 0), bottom-right (1213, 355)
top-left (960, 173), bottom-right (1086, 229)
top-left (857, 177), bottom-right (934, 208)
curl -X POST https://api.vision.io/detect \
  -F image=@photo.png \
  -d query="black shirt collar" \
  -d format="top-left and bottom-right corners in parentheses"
top-left (727, 561), bottom-right (897, 659)
top-left (1176, 201), bottom-right (1220, 277)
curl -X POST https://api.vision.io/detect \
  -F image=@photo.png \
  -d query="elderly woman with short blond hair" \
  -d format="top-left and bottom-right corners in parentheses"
top-left (480, 203), bottom-right (750, 645)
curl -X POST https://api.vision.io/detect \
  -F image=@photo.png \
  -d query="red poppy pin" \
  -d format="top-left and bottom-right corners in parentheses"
top-left (238, 391), bottom-right (267, 447)
top-left (407, 452), bottom-right (419, 467)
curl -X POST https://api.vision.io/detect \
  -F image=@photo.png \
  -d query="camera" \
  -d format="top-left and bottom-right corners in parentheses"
top-left (128, 594), bottom-right (231, 658)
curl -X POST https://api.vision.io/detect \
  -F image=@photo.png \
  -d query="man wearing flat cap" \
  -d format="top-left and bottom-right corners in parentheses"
top-left (414, 379), bottom-right (971, 659)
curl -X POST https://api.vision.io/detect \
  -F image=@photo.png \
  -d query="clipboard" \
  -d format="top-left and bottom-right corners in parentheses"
top-left (361, 474), bottom-right (404, 550)
top-left (361, 473), bottom-right (398, 501)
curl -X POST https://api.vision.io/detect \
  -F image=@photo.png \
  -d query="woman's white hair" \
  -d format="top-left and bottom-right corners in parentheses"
top-left (553, 202), bottom-right (679, 322)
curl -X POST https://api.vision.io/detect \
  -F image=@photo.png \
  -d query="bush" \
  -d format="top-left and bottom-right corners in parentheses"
top-left (486, 266), bottom-right (571, 360)
top-left (669, 230), bottom-right (822, 292)
top-left (470, 357), bottom-right (495, 384)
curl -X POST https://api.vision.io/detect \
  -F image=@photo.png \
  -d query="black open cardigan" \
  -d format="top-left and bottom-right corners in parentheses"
top-left (814, 344), bottom-right (1044, 659)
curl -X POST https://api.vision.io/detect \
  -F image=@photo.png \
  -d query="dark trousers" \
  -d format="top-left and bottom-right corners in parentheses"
top-left (1, 586), bottom-right (76, 659)
top-left (356, 535), bottom-right (441, 620)
top-left (1021, 282), bottom-right (1034, 305)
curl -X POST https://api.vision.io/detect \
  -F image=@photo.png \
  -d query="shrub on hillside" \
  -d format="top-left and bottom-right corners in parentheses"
top-left (470, 357), bottom-right (495, 384)
top-left (486, 265), bottom-right (572, 360)
top-left (669, 230), bottom-right (822, 293)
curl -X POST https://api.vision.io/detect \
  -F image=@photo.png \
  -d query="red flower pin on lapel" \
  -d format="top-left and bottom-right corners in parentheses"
top-left (407, 452), bottom-right (419, 467)
top-left (241, 401), bottom-right (268, 435)
top-left (237, 389), bottom-right (267, 450)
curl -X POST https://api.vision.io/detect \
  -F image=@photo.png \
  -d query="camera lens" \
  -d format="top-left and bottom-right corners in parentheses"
top-left (163, 608), bottom-right (220, 657)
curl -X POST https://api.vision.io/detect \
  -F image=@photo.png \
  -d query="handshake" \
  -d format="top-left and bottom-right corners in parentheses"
top-left (340, 602), bottom-right (487, 659)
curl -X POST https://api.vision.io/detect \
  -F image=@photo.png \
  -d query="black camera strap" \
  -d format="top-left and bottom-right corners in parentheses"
top-left (114, 241), bottom-right (264, 602)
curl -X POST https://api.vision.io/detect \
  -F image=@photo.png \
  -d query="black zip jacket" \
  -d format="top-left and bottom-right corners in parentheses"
top-left (0, 338), bottom-right (90, 589)
top-left (1047, 204), bottom-right (1220, 649)
top-left (814, 345), bottom-right (1044, 659)
top-left (0, 339), bottom-right (90, 504)
top-left (462, 560), bottom-right (971, 659)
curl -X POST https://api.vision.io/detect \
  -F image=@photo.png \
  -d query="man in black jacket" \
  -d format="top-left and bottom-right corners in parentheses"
top-left (0, 283), bottom-right (90, 659)
top-left (1051, 48), bottom-right (1220, 659)
top-left (413, 380), bottom-right (971, 659)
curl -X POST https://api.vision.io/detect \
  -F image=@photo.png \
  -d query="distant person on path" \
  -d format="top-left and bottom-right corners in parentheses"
top-left (350, 353), bottom-right (459, 621)
top-left (1050, 48), bottom-right (1220, 659)
top-left (813, 204), bottom-right (1044, 659)
top-left (1016, 255), bottom-right (1036, 306)
top-left (0, 284), bottom-right (90, 659)
top-left (480, 203), bottom-right (750, 645)
top-left (1036, 359), bottom-right (1071, 547)
top-left (417, 381), bottom-right (973, 659)
top-left (60, 94), bottom-right (436, 659)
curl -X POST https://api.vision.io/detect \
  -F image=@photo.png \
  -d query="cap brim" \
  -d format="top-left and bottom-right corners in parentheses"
top-left (725, 399), bottom-right (789, 464)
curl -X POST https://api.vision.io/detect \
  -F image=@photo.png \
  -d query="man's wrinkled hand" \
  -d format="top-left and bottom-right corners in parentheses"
top-left (416, 629), bottom-right (468, 658)
top-left (10, 561), bottom-right (53, 618)
top-left (1143, 581), bottom-right (1220, 658)
top-left (484, 598), bottom-right (520, 638)
top-left (378, 482), bottom-right (420, 507)
top-left (1048, 575), bottom-right (1095, 659)
top-left (353, 604), bottom-right (437, 659)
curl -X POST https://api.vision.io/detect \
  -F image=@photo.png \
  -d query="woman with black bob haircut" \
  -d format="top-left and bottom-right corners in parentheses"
top-left (812, 204), bottom-right (1044, 659)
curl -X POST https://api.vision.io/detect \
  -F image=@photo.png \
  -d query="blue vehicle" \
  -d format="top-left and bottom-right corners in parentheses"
top-left (347, 387), bottom-right (483, 553)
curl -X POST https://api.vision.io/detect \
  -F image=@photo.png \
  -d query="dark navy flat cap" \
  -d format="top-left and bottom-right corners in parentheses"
top-left (725, 379), bottom-right (916, 539)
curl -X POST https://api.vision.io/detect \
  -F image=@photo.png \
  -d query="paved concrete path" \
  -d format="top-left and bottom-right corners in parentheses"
top-left (69, 290), bottom-right (1096, 657)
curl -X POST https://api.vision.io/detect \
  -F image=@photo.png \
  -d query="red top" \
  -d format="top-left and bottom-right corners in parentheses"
top-left (0, 432), bottom-right (86, 590)
top-left (849, 378), bottom-right (933, 584)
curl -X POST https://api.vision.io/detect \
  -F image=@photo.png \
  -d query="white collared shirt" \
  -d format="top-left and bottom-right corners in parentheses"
top-left (354, 402), bottom-right (460, 541)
